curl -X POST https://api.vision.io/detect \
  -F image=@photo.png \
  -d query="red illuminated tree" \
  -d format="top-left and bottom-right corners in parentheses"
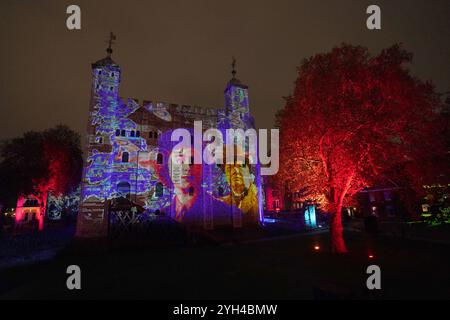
top-left (0, 125), bottom-right (83, 220)
top-left (276, 44), bottom-right (446, 253)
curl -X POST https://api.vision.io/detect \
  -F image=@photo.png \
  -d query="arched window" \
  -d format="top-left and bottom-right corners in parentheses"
top-left (136, 131), bottom-right (140, 137)
top-left (121, 130), bottom-right (126, 137)
top-left (218, 187), bottom-right (224, 196)
top-left (115, 129), bottom-right (120, 136)
top-left (130, 131), bottom-right (135, 137)
top-left (157, 153), bottom-right (163, 164)
top-left (122, 152), bottom-right (129, 163)
top-left (189, 187), bottom-right (194, 196)
top-left (155, 182), bottom-right (163, 197)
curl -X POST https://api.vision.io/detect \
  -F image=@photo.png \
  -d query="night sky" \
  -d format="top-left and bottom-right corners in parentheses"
top-left (1, 0), bottom-right (449, 146)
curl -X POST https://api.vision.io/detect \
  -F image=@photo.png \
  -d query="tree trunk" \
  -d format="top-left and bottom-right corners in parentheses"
top-left (330, 200), bottom-right (348, 254)
top-left (38, 192), bottom-right (48, 231)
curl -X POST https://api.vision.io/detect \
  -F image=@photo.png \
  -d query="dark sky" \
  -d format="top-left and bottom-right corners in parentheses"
top-left (1, 0), bottom-right (450, 145)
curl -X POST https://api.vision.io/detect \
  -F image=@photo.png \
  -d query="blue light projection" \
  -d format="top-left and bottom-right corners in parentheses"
top-left (78, 55), bottom-right (262, 236)
top-left (304, 205), bottom-right (317, 228)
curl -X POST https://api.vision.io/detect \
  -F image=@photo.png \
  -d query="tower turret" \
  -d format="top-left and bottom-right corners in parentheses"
top-left (91, 32), bottom-right (121, 96)
top-left (223, 57), bottom-right (251, 129)
top-left (77, 32), bottom-right (120, 238)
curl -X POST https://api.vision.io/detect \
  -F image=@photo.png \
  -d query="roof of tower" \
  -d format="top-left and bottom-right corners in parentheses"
top-left (92, 56), bottom-right (119, 69)
top-left (228, 77), bottom-right (248, 89)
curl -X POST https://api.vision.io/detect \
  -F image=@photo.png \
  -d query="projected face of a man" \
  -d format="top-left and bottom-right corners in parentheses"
top-left (223, 162), bottom-right (251, 196)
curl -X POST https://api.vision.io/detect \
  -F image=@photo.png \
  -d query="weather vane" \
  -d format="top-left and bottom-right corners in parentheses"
top-left (231, 56), bottom-right (237, 79)
top-left (106, 31), bottom-right (117, 57)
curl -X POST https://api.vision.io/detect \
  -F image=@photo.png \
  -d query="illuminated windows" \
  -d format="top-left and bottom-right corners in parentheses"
top-left (124, 130), bottom-right (141, 138)
top-left (125, 130), bottom-right (141, 138)
top-left (149, 131), bottom-right (159, 139)
top-left (273, 200), bottom-right (280, 209)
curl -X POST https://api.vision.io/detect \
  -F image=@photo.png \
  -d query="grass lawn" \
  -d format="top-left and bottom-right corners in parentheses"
top-left (1, 230), bottom-right (449, 299)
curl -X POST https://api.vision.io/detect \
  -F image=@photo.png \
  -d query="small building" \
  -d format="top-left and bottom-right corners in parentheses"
top-left (356, 186), bottom-right (403, 219)
top-left (264, 184), bottom-right (283, 213)
top-left (15, 195), bottom-right (44, 231)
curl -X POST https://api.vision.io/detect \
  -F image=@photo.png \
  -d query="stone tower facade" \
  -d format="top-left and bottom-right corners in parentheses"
top-left (76, 46), bottom-right (261, 238)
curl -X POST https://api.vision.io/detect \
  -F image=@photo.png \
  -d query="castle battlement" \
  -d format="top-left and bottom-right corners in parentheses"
top-left (118, 97), bottom-right (220, 118)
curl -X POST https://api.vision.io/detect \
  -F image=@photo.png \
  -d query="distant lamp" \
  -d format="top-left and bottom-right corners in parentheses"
top-left (314, 245), bottom-right (320, 251)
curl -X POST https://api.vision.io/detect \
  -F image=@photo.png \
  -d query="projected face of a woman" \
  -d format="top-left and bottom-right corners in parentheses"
top-left (169, 147), bottom-right (202, 192)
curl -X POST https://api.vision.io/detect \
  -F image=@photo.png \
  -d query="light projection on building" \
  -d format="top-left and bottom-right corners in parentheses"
top-left (76, 46), bottom-right (263, 237)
